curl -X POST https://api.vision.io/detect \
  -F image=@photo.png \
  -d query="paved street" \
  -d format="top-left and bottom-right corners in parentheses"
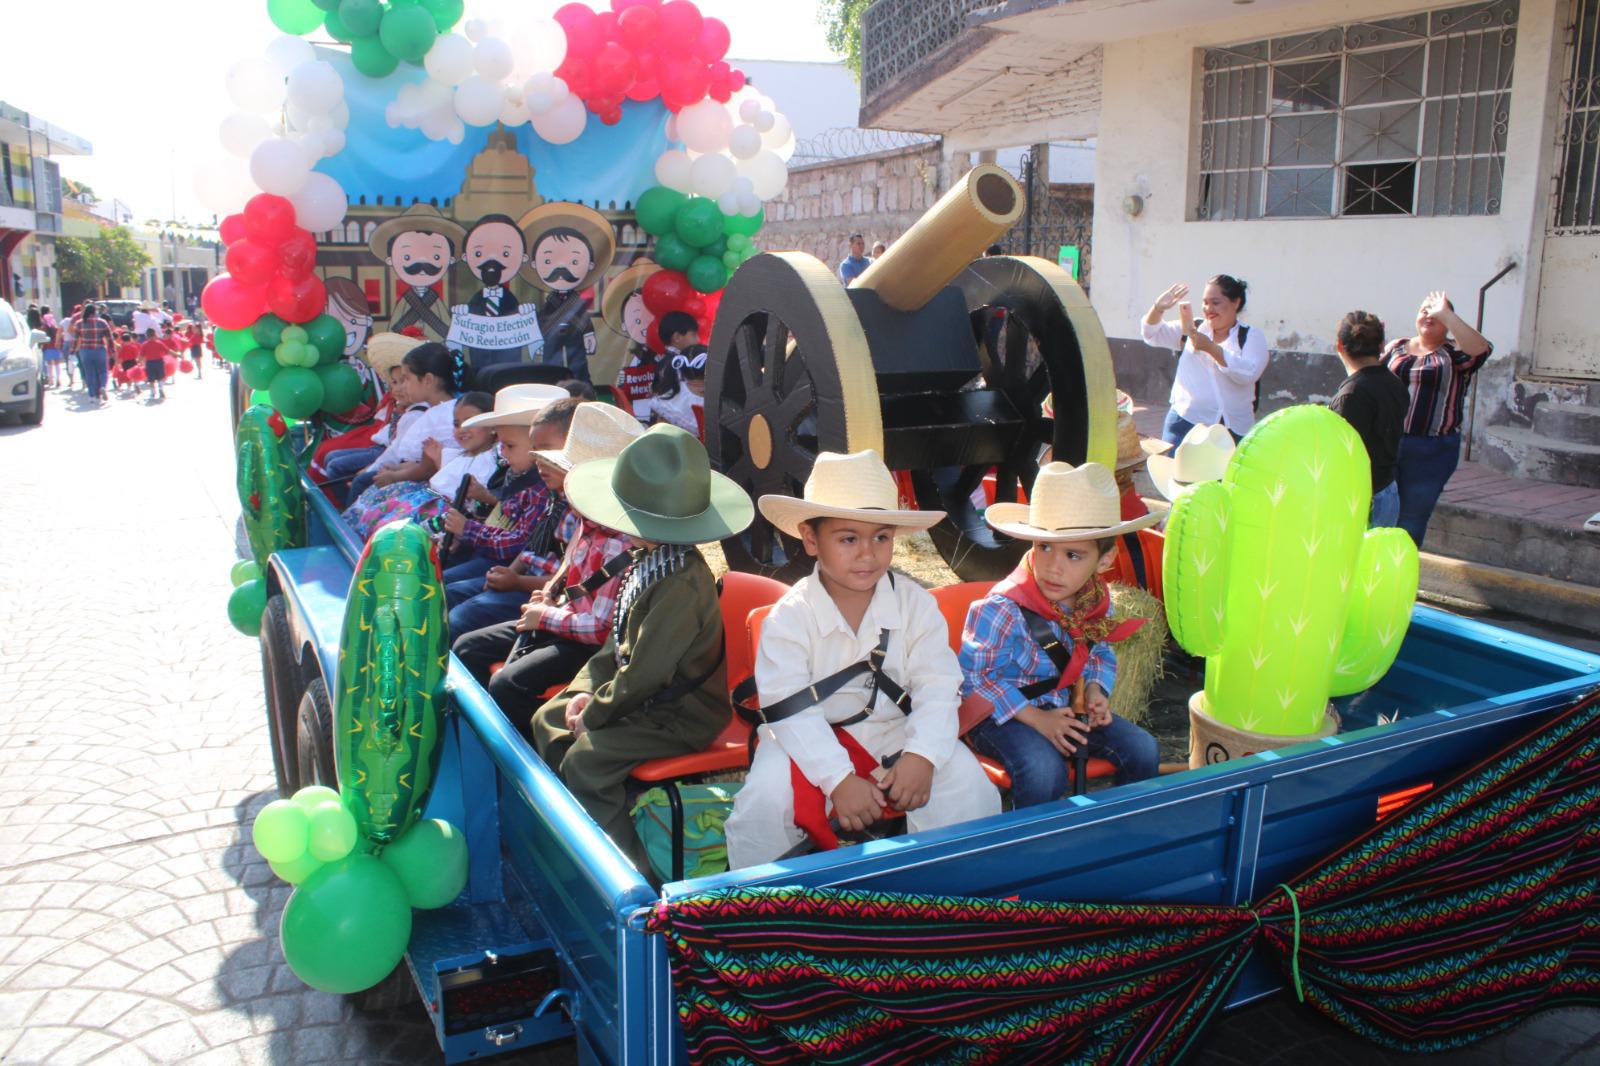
top-left (1, 373), bottom-right (1596, 1065)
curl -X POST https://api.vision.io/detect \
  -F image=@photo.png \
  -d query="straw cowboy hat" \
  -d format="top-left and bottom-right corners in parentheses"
top-left (361, 332), bottom-right (424, 377)
top-left (462, 383), bottom-right (570, 429)
top-left (1147, 423), bottom-right (1236, 501)
top-left (986, 462), bottom-right (1160, 542)
top-left (518, 201), bottom-right (616, 293)
top-left (600, 260), bottom-right (662, 338)
top-left (759, 449), bottom-right (945, 539)
top-left (565, 424), bottom-right (753, 545)
top-left (366, 203), bottom-right (468, 261)
top-left (533, 401), bottom-right (643, 471)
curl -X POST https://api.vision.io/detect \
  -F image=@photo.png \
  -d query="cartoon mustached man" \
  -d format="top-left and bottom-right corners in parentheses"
top-left (519, 202), bottom-right (616, 384)
top-left (367, 204), bottom-right (466, 343)
top-left (450, 213), bottom-right (539, 369)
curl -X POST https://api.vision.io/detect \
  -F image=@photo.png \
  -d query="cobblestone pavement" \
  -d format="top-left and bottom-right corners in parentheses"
top-left (1, 375), bottom-right (1595, 1065)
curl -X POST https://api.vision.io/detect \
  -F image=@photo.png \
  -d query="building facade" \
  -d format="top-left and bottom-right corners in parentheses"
top-left (0, 102), bottom-right (90, 314)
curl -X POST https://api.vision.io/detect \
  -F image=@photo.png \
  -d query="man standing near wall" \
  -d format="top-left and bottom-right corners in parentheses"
top-left (838, 233), bottom-right (870, 283)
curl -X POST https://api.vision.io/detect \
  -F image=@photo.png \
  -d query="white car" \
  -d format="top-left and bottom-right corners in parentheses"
top-left (0, 299), bottom-right (44, 425)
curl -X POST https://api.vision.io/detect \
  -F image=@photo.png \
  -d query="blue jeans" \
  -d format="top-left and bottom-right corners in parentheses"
top-left (79, 347), bottom-right (109, 399)
top-left (443, 557), bottom-right (496, 607)
top-left (448, 589), bottom-right (528, 640)
top-left (1395, 433), bottom-right (1460, 547)
top-left (1162, 408), bottom-right (1242, 446)
top-left (968, 712), bottom-right (1160, 808)
top-left (323, 446), bottom-right (383, 506)
top-left (1369, 481), bottom-right (1400, 528)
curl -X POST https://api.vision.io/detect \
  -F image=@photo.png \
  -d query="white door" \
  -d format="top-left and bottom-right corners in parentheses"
top-left (1534, 0), bottom-right (1600, 380)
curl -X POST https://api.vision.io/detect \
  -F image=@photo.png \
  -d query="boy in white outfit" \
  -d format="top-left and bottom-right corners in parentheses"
top-left (724, 450), bottom-right (1001, 869)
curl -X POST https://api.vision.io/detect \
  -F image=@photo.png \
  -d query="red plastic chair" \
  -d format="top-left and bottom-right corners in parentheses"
top-left (1105, 527), bottom-right (1166, 601)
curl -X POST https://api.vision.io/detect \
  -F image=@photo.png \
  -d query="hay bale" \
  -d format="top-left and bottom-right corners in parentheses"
top-left (1108, 584), bottom-right (1167, 726)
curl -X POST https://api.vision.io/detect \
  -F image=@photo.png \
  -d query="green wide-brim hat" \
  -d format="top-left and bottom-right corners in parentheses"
top-left (564, 424), bottom-right (754, 545)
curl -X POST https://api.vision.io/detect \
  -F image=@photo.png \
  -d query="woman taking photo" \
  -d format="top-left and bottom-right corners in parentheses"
top-left (1140, 274), bottom-right (1269, 445)
top-left (1381, 291), bottom-right (1492, 547)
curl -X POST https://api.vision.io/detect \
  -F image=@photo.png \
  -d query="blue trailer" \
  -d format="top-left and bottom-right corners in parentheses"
top-left (258, 474), bottom-right (1600, 1065)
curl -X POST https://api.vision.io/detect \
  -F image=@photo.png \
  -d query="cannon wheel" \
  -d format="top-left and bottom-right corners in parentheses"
top-left (916, 256), bottom-right (1120, 581)
top-left (705, 253), bottom-right (883, 582)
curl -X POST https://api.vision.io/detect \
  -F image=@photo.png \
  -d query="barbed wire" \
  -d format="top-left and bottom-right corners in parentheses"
top-left (788, 127), bottom-right (940, 165)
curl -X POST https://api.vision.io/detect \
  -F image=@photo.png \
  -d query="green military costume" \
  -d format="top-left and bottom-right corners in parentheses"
top-left (531, 424), bottom-right (754, 867)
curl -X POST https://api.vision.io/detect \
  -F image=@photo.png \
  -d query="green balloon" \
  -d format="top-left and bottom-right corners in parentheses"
top-left (323, 7), bottom-right (356, 42)
top-left (269, 366), bottom-right (326, 420)
top-left (722, 251), bottom-right (741, 269)
top-left (653, 232), bottom-right (695, 272)
top-left (379, 5), bottom-right (438, 62)
top-left (253, 314), bottom-right (288, 350)
top-left (338, 0), bottom-right (382, 37)
top-left (230, 559), bottom-right (263, 587)
top-left (738, 244), bottom-right (760, 263)
top-left (281, 325), bottom-right (309, 345)
top-left (293, 785), bottom-right (342, 811)
top-left (723, 208), bottom-right (764, 238)
top-left (421, 0), bottom-right (464, 32)
top-left (702, 236), bottom-right (728, 259)
top-left (228, 579), bottom-right (268, 636)
top-left (317, 362), bottom-right (365, 413)
top-left (308, 802), bottom-right (359, 861)
top-left (635, 186), bottom-right (686, 237)
top-left (351, 35), bottom-right (399, 77)
top-left (687, 254), bottom-right (728, 294)
top-left (253, 799), bottom-right (312, 864)
top-left (279, 855), bottom-right (413, 994)
top-left (240, 349), bottom-right (281, 391)
top-left (215, 327), bottom-right (256, 359)
top-left (249, 389), bottom-right (272, 407)
top-left (270, 852), bottom-right (326, 885)
top-left (725, 232), bottom-right (751, 252)
top-left (304, 314), bottom-right (347, 361)
top-left (268, 0), bottom-right (326, 35)
top-left (379, 819), bottom-right (468, 909)
top-left (675, 197), bottom-right (726, 249)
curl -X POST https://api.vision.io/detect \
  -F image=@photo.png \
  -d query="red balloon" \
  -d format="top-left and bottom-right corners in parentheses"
top-left (555, 4), bottom-right (603, 57)
top-left (130, 365), bottom-right (146, 382)
top-left (617, 4), bottom-right (658, 48)
top-left (685, 296), bottom-right (706, 317)
top-left (610, 0), bottom-right (660, 10)
top-left (659, 57), bottom-right (708, 111)
top-left (709, 81), bottom-right (731, 104)
top-left (179, 359), bottom-right (196, 374)
top-left (267, 273), bottom-right (327, 324)
top-left (219, 213), bottom-right (247, 246)
top-left (696, 17), bottom-right (730, 61)
top-left (226, 239), bottom-right (280, 288)
top-left (201, 274), bottom-right (268, 331)
top-left (243, 194), bottom-right (297, 246)
top-left (642, 270), bottom-right (691, 316)
top-left (594, 10), bottom-right (619, 41)
top-left (646, 331), bottom-right (665, 355)
top-left (725, 67), bottom-right (746, 94)
top-left (557, 57), bottom-right (593, 99)
top-left (278, 229), bottom-right (319, 281)
top-left (592, 41), bottom-right (637, 95)
top-left (700, 289), bottom-right (723, 327)
top-left (625, 74), bottom-right (660, 102)
top-left (658, 0), bottom-right (703, 42)
top-left (601, 107), bottom-right (623, 126)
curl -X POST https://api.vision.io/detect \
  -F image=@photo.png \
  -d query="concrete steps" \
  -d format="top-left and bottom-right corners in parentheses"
top-left (1478, 423), bottom-right (1600, 489)
top-left (1535, 402), bottom-right (1600, 444)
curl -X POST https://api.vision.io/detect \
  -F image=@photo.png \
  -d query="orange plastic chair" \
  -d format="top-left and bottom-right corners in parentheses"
top-left (628, 570), bottom-right (789, 881)
top-left (1106, 527), bottom-right (1167, 601)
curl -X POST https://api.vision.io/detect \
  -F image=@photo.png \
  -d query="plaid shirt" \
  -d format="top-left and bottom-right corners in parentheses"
top-left (71, 317), bottom-right (113, 352)
top-left (958, 594), bottom-right (1117, 725)
top-left (532, 519), bottom-right (632, 645)
top-left (515, 507), bottom-right (579, 574)
top-left (458, 480), bottom-right (552, 564)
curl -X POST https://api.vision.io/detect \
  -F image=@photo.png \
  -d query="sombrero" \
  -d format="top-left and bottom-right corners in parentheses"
top-left (366, 203), bottom-right (467, 262)
top-left (533, 401), bottom-right (645, 472)
top-left (600, 260), bottom-right (662, 339)
top-left (462, 384), bottom-right (570, 429)
top-left (518, 201), bottom-right (616, 293)
top-left (986, 462), bottom-right (1160, 542)
top-left (1147, 423), bottom-right (1236, 501)
top-left (565, 424), bottom-right (753, 545)
top-left (758, 450), bottom-right (944, 539)
top-left (360, 332), bottom-right (423, 377)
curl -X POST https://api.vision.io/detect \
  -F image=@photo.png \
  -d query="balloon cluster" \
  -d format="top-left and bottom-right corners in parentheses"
top-left (203, 194), bottom-right (365, 420)
top-left (654, 87), bottom-right (794, 210)
top-left (199, 35), bottom-right (351, 234)
top-left (253, 785), bottom-right (468, 994)
top-left (269, 0), bottom-right (466, 78)
top-left (554, 0), bottom-right (744, 126)
top-left (636, 186), bottom-right (762, 296)
top-left (228, 559), bottom-right (269, 636)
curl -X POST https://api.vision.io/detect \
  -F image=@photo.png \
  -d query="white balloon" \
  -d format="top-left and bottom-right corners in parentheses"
top-left (251, 138), bottom-right (312, 196)
top-left (227, 58), bottom-right (284, 114)
top-left (738, 99), bottom-right (762, 124)
top-left (446, 122), bottom-right (466, 145)
top-left (194, 155), bottom-right (257, 215)
top-left (464, 17), bottom-right (488, 43)
top-left (425, 34), bottom-right (475, 86)
top-left (761, 113), bottom-right (793, 149)
top-left (219, 112), bottom-right (273, 158)
top-left (514, 18), bottom-right (568, 77)
top-left (474, 37), bottom-right (515, 82)
top-left (500, 97), bottom-right (531, 127)
top-left (265, 35), bottom-right (316, 76)
top-left (677, 98), bottom-right (733, 155)
top-left (654, 149), bottom-right (694, 192)
top-left (290, 171), bottom-right (348, 231)
top-left (717, 191), bottom-right (740, 216)
top-left (731, 176), bottom-right (755, 196)
top-left (773, 131), bottom-right (797, 163)
top-left (531, 94), bottom-right (586, 145)
top-left (752, 109), bottom-right (776, 134)
top-left (739, 150), bottom-right (788, 200)
top-left (690, 152), bottom-right (737, 199)
top-left (728, 125), bottom-right (762, 160)
top-left (286, 61), bottom-right (343, 116)
top-left (455, 76), bottom-right (505, 127)
top-left (736, 190), bottom-right (761, 216)
top-left (320, 129), bottom-right (346, 157)
top-left (523, 72), bottom-right (568, 115)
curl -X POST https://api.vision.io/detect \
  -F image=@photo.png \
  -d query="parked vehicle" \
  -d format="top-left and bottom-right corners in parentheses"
top-left (0, 300), bottom-right (43, 426)
top-left (94, 298), bottom-right (140, 329)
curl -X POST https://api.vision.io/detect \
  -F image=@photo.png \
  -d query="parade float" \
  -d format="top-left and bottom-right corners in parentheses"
top-left (213, 1), bottom-right (1600, 1063)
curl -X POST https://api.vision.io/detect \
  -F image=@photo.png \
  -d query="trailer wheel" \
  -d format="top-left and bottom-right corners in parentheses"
top-left (295, 678), bottom-right (338, 789)
top-left (260, 593), bottom-right (304, 796)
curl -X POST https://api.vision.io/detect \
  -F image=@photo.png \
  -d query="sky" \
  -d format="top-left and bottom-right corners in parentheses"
top-left (1, 0), bottom-right (839, 225)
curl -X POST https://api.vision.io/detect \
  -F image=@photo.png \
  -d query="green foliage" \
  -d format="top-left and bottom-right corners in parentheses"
top-left (820, 0), bottom-right (874, 80)
top-left (56, 228), bottom-right (153, 293)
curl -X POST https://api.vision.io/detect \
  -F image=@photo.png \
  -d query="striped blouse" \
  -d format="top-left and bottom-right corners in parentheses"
top-left (1380, 337), bottom-right (1491, 438)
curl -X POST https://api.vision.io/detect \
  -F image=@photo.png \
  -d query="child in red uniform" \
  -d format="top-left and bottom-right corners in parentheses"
top-left (141, 329), bottom-right (169, 401)
top-left (117, 332), bottom-right (143, 395)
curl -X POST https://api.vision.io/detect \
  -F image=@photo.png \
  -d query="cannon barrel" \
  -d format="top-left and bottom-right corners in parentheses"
top-left (849, 163), bottom-right (1023, 312)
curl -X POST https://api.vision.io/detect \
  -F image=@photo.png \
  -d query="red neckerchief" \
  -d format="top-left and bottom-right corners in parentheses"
top-left (991, 553), bottom-right (1146, 691)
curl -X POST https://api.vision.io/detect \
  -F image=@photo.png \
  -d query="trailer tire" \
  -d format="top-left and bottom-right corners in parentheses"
top-left (294, 678), bottom-right (338, 789)
top-left (259, 594), bottom-right (304, 797)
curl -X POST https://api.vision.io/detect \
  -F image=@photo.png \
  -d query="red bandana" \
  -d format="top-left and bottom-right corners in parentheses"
top-left (990, 553), bottom-right (1147, 691)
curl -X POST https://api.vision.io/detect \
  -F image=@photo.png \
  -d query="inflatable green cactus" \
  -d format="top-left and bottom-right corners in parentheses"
top-left (1163, 405), bottom-right (1419, 736)
top-left (235, 404), bottom-right (307, 568)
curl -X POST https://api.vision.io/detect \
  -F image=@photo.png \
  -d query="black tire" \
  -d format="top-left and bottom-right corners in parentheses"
top-left (259, 594), bottom-right (304, 796)
top-left (21, 387), bottom-right (41, 426)
top-left (295, 678), bottom-right (337, 789)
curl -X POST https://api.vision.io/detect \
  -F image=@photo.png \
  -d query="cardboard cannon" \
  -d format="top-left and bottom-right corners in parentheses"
top-left (704, 164), bottom-right (1119, 581)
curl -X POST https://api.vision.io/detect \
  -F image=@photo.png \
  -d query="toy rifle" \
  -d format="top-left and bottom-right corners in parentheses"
top-left (437, 474), bottom-right (472, 558)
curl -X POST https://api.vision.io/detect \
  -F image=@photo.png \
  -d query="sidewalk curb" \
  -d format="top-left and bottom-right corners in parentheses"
top-left (1419, 552), bottom-right (1600, 635)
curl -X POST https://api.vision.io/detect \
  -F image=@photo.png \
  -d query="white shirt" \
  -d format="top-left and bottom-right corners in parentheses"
top-left (427, 447), bottom-right (498, 497)
top-left (1140, 318), bottom-right (1270, 433)
top-left (132, 310), bottom-right (160, 337)
top-left (371, 397), bottom-right (461, 469)
top-left (652, 387), bottom-right (702, 435)
top-left (755, 568), bottom-right (960, 796)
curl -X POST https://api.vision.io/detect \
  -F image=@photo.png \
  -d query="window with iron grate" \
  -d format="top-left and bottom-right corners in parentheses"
top-left (1195, 0), bottom-right (1518, 220)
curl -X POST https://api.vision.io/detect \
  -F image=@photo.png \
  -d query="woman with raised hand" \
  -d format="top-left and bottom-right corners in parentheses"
top-left (1140, 274), bottom-right (1269, 446)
